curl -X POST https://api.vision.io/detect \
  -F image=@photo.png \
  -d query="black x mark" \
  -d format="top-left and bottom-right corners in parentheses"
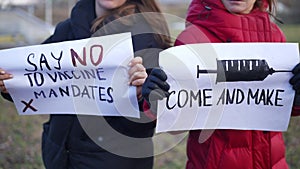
top-left (21, 99), bottom-right (37, 113)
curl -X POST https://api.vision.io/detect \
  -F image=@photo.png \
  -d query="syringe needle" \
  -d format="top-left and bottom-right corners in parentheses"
top-left (273, 70), bottom-right (292, 73)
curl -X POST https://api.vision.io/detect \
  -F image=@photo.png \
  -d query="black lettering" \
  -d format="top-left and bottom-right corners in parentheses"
top-left (63, 71), bottom-right (73, 79)
top-left (79, 70), bottom-right (87, 79)
top-left (84, 69), bottom-right (96, 79)
top-left (99, 87), bottom-right (106, 101)
top-left (59, 86), bottom-right (70, 97)
top-left (266, 89), bottom-right (274, 106)
top-left (25, 53), bottom-right (37, 72)
top-left (226, 89), bottom-right (235, 104)
top-left (88, 85), bottom-right (98, 99)
top-left (40, 53), bottom-right (51, 71)
top-left (203, 89), bottom-right (212, 106)
top-left (190, 90), bottom-right (201, 107)
top-left (57, 71), bottom-right (69, 81)
top-left (81, 86), bottom-right (91, 99)
top-left (34, 72), bottom-right (44, 87)
top-left (178, 90), bottom-right (188, 108)
top-left (217, 89), bottom-right (226, 105)
top-left (166, 91), bottom-right (176, 110)
top-left (34, 90), bottom-right (46, 99)
top-left (107, 87), bottom-right (114, 103)
top-left (24, 73), bottom-right (34, 87)
top-left (49, 88), bottom-right (58, 98)
top-left (51, 51), bottom-right (63, 70)
top-left (71, 70), bottom-right (81, 79)
top-left (236, 89), bottom-right (244, 104)
top-left (275, 89), bottom-right (284, 106)
top-left (96, 68), bottom-right (106, 80)
top-left (258, 89), bottom-right (266, 105)
top-left (248, 89), bottom-right (259, 105)
top-left (47, 72), bottom-right (58, 83)
top-left (71, 85), bottom-right (81, 97)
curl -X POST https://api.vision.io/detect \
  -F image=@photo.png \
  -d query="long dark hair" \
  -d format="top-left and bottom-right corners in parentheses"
top-left (91, 0), bottom-right (171, 49)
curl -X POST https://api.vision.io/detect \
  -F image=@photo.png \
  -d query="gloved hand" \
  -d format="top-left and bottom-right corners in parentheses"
top-left (289, 63), bottom-right (300, 105)
top-left (142, 68), bottom-right (170, 104)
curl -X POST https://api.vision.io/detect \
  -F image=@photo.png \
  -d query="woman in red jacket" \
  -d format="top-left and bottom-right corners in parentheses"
top-left (143, 0), bottom-right (300, 168)
top-left (175, 1), bottom-right (290, 169)
top-left (0, 0), bottom-right (171, 168)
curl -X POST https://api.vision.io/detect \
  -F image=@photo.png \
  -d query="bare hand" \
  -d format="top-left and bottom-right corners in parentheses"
top-left (128, 57), bottom-right (147, 99)
top-left (0, 68), bottom-right (13, 93)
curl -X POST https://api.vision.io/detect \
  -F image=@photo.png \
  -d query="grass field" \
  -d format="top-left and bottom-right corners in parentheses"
top-left (281, 25), bottom-right (300, 43)
top-left (0, 24), bottom-right (299, 169)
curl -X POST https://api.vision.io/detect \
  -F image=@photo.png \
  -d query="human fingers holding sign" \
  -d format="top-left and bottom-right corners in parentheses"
top-left (128, 56), bottom-right (148, 100)
top-left (289, 63), bottom-right (300, 111)
top-left (290, 63), bottom-right (300, 92)
top-left (0, 68), bottom-right (13, 93)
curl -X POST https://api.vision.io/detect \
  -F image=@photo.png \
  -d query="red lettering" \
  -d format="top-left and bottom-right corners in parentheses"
top-left (71, 47), bottom-right (87, 67)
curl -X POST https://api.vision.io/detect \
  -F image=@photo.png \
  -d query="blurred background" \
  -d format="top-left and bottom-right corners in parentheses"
top-left (0, 0), bottom-right (299, 168)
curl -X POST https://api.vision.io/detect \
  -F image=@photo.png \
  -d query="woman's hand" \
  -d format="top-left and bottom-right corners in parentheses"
top-left (290, 63), bottom-right (300, 106)
top-left (128, 57), bottom-right (147, 99)
top-left (142, 68), bottom-right (170, 103)
top-left (290, 63), bottom-right (300, 92)
top-left (0, 68), bottom-right (13, 93)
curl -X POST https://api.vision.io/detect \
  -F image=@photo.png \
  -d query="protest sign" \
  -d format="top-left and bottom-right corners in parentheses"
top-left (0, 33), bottom-right (140, 118)
top-left (156, 43), bottom-right (299, 132)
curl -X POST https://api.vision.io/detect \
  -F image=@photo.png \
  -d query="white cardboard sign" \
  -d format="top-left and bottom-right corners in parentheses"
top-left (156, 43), bottom-right (299, 132)
top-left (0, 33), bottom-right (140, 118)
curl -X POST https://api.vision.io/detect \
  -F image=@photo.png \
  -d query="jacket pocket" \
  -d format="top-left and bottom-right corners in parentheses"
top-left (42, 122), bottom-right (68, 169)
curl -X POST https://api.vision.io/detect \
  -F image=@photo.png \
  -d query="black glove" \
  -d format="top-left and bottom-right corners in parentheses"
top-left (142, 68), bottom-right (170, 104)
top-left (289, 63), bottom-right (300, 105)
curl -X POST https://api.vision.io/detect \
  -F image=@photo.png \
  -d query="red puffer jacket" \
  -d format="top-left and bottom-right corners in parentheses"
top-left (175, 0), bottom-right (299, 168)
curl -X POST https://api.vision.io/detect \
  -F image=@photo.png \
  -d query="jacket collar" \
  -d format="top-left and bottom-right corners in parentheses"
top-left (185, 0), bottom-right (273, 42)
top-left (70, 0), bottom-right (96, 39)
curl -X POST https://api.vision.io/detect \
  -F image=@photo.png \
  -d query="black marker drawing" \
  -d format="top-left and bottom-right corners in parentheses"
top-left (21, 99), bottom-right (38, 113)
top-left (197, 59), bottom-right (291, 83)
